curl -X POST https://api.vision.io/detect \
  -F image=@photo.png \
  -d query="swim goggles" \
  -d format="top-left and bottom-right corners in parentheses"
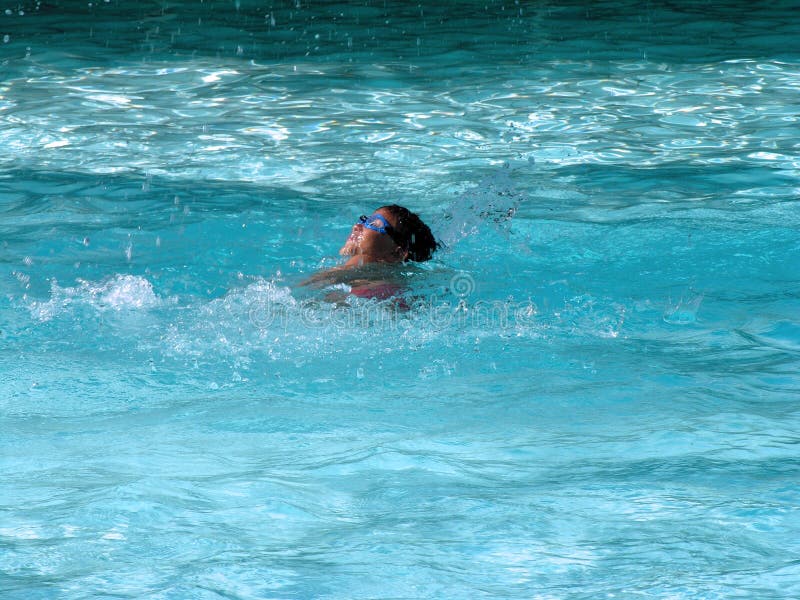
top-left (357, 213), bottom-right (393, 234)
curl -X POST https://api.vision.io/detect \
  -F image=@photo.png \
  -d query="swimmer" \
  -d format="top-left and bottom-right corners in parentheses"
top-left (339, 204), bottom-right (438, 266)
top-left (303, 204), bottom-right (438, 299)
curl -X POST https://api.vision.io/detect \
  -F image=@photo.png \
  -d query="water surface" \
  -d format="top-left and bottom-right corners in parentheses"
top-left (2, 1), bottom-right (800, 598)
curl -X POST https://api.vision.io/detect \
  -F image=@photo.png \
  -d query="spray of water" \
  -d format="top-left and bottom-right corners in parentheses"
top-left (430, 160), bottom-right (529, 250)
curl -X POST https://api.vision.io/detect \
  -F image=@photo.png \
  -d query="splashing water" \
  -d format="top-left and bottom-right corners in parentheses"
top-left (432, 162), bottom-right (524, 250)
top-left (29, 274), bottom-right (162, 322)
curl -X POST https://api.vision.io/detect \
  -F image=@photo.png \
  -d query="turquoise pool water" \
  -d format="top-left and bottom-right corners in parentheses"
top-left (2, 1), bottom-right (800, 598)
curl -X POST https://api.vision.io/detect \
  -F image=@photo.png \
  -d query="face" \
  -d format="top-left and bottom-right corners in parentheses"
top-left (339, 207), bottom-right (406, 264)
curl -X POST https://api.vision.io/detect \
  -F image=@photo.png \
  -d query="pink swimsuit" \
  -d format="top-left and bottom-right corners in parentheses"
top-left (350, 283), bottom-right (401, 300)
top-left (350, 283), bottom-right (409, 309)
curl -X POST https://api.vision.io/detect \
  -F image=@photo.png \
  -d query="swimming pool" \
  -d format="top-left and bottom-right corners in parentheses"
top-left (2, 1), bottom-right (800, 597)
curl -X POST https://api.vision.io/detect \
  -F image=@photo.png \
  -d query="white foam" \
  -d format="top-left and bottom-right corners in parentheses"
top-left (29, 274), bottom-right (161, 321)
top-left (98, 274), bottom-right (159, 309)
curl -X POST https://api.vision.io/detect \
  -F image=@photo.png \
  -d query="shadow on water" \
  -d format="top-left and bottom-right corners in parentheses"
top-left (5, 0), bottom-right (800, 66)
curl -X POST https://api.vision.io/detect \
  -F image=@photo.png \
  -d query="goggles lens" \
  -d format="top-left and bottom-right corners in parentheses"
top-left (358, 213), bottom-right (392, 234)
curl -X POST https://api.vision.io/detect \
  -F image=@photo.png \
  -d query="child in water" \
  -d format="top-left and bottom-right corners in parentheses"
top-left (304, 204), bottom-right (438, 300)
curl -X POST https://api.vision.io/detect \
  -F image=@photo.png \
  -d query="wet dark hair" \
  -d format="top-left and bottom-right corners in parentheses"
top-left (380, 204), bottom-right (438, 262)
